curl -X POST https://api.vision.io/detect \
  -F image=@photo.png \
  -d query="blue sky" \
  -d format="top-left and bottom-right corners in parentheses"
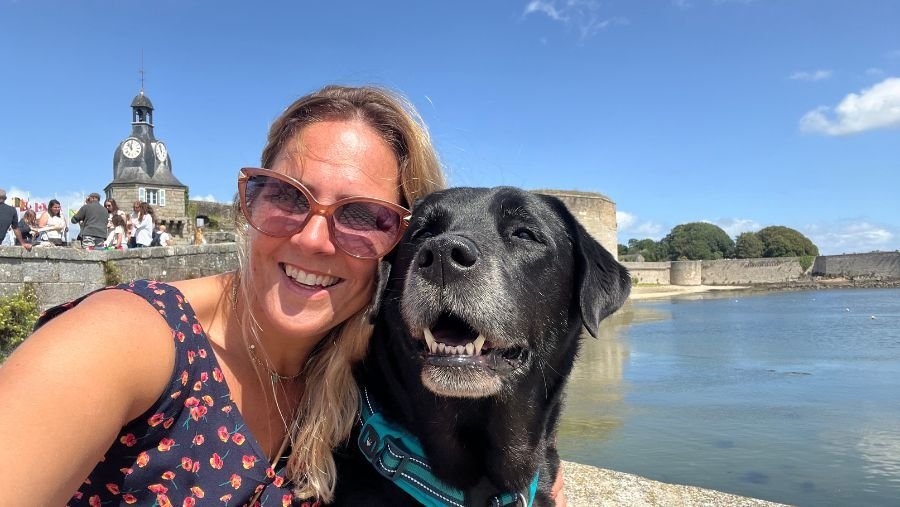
top-left (2, 0), bottom-right (898, 255)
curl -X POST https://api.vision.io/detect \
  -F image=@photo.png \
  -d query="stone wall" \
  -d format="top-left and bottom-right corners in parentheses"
top-left (0, 244), bottom-right (238, 310)
top-left (623, 261), bottom-right (671, 285)
top-left (812, 251), bottom-right (900, 279)
top-left (539, 190), bottom-right (619, 259)
top-left (700, 258), bottom-right (806, 285)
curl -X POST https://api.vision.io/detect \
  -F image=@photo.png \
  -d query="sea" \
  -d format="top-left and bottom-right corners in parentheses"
top-left (558, 288), bottom-right (900, 507)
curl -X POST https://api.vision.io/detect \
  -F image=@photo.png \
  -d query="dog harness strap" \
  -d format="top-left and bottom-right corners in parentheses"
top-left (357, 386), bottom-right (539, 507)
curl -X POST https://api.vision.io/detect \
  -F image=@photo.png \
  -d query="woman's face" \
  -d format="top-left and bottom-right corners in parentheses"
top-left (50, 203), bottom-right (61, 215)
top-left (248, 120), bottom-right (401, 343)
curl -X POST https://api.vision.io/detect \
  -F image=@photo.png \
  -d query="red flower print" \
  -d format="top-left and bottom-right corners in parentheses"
top-left (273, 475), bottom-right (285, 487)
top-left (106, 483), bottom-right (120, 494)
top-left (180, 314), bottom-right (189, 323)
top-left (89, 495), bottom-right (101, 507)
top-left (192, 323), bottom-right (202, 334)
top-left (213, 367), bottom-right (224, 382)
top-left (185, 396), bottom-right (200, 408)
top-left (73, 491), bottom-right (84, 500)
top-left (198, 348), bottom-right (208, 358)
top-left (200, 371), bottom-right (209, 383)
top-left (176, 294), bottom-right (184, 303)
top-left (119, 433), bottom-right (137, 447)
top-left (181, 457), bottom-right (193, 471)
top-left (181, 370), bottom-right (189, 386)
top-left (193, 380), bottom-right (203, 391)
top-left (161, 470), bottom-right (176, 480)
top-left (148, 412), bottom-right (165, 426)
top-left (219, 494), bottom-right (232, 503)
top-left (202, 394), bottom-right (214, 406)
top-left (190, 486), bottom-right (205, 498)
top-left (210, 452), bottom-right (224, 469)
top-left (192, 460), bottom-right (200, 473)
top-left (154, 299), bottom-right (165, 308)
top-left (222, 405), bottom-right (233, 414)
top-left (123, 493), bottom-right (138, 504)
top-left (283, 494), bottom-right (293, 507)
top-left (137, 452), bottom-right (150, 467)
top-left (229, 473), bottom-right (242, 489)
top-left (232, 432), bottom-right (246, 445)
top-left (193, 434), bottom-right (205, 446)
top-left (187, 350), bottom-right (196, 364)
top-left (164, 417), bottom-right (175, 429)
top-left (120, 467), bottom-right (133, 475)
top-left (170, 390), bottom-right (183, 399)
top-left (154, 289), bottom-right (166, 295)
top-left (217, 426), bottom-right (230, 442)
top-left (265, 467), bottom-right (275, 479)
top-left (190, 405), bottom-right (208, 421)
top-left (183, 498), bottom-right (196, 507)
top-left (158, 494), bottom-right (173, 507)
top-left (157, 437), bottom-right (176, 452)
top-left (148, 483), bottom-right (168, 494)
top-left (242, 455), bottom-right (257, 469)
top-left (175, 331), bottom-right (186, 342)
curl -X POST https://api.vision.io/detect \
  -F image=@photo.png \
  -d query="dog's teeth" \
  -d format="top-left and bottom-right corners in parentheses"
top-left (465, 343), bottom-right (474, 355)
top-left (474, 335), bottom-right (485, 356)
top-left (424, 328), bottom-right (436, 349)
top-left (457, 345), bottom-right (465, 355)
top-left (438, 343), bottom-right (446, 354)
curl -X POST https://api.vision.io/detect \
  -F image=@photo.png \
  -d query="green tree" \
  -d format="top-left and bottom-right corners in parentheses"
top-left (625, 238), bottom-right (665, 261)
top-left (756, 226), bottom-right (819, 257)
top-left (734, 232), bottom-right (764, 258)
top-left (618, 243), bottom-right (628, 256)
top-left (660, 222), bottom-right (735, 260)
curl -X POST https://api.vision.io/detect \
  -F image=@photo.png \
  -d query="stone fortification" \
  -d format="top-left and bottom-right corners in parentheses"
top-left (537, 189), bottom-right (618, 259)
top-left (701, 258), bottom-right (806, 285)
top-left (671, 260), bottom-right (702, 285)
top-left (623, 262), bottom-right (671, 285)
top-left (0, 244), bottom-right (237, 310)
top-left (812, 251), bottom-right (900, 279)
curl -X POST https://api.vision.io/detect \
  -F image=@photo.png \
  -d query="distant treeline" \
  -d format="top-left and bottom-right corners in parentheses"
top-left (619, 223), bottom-right (819, 261)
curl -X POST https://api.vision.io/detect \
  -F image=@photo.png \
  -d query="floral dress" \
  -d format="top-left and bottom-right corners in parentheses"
top-left (36, 280), bottom-right (319, 507)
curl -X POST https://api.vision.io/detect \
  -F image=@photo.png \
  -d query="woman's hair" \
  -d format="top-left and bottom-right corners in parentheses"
top-left (138, 202), bottom-right (154, 221)
top-left (105, 198), bottom-right (119, 213)
top-left (47, 199), bottom-right (61, 216)
top-left (111, 213), bottom-right (126, 228)
top-left (234, 85), bottom-right (446, 501)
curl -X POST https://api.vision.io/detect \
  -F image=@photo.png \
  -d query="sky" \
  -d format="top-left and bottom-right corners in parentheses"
top-left (1, 0), bottom-right (898, 254)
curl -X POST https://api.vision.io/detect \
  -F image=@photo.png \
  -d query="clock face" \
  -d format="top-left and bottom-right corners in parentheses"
top-left (154, 142), bottom-right (168, 162)
top-left (122, 139), bottom-right (142, 159)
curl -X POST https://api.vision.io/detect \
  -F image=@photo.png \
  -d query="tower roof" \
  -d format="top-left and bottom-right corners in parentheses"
top-left (131, 92), bottom-right (154, 110)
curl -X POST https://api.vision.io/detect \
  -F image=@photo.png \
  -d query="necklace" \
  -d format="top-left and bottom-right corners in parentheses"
top-left (248, 343), bottom-right (304, 383)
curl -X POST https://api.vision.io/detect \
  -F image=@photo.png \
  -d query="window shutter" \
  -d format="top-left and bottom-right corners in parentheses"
top-left (139, 187), bottom-right (146, 202)
top-left (160, 189), bottom-right (167, 207)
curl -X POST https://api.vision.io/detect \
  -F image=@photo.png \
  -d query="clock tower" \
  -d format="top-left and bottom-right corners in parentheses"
top-left (105, 90), bottom-right (188, 237)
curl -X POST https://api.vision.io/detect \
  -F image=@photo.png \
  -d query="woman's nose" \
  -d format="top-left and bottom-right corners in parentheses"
top-left (291, 214), bottom-right (337, 255)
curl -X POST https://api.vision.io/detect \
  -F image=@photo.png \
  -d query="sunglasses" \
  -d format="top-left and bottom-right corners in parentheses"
top-left (238, 167), bottom-right (410, 259)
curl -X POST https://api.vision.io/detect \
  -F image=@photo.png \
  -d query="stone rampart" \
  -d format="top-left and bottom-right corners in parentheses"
top-left (538, 190), bottom-right (618, 260)
top-left (671, 260), bottom-right (702, 285)
top-left (700, 258), bottom-right (806, 285)
top-left (812, 251), bottom-right (900, 279)
top-left (623, 262), bottom-right (671, 285)
top-left (0, 244), bottom-right (238, 310)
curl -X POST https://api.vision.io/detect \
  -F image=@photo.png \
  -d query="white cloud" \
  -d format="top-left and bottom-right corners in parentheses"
top-left (705, 218), bottom-right (762, 238)
top-left (617, 211), bottom-right (665, 241)
top-left (789, 69), bottom-right (833, 81)
top-left (193, 194), bottom-right (223, 203)
top-left (523, 0), bottom-right (628, 40)
top-left (805, 221), bottom-right (897, 255)
top-left (799, 77), bottom-right (900, 135)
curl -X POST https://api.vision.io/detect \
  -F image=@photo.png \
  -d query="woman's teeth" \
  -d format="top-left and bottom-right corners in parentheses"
top-left (423, 328), bottom-right (486, 356)
top-left (283, 264), bottom-right (339, 288)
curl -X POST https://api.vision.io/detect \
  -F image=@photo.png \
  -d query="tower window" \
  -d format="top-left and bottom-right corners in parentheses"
top-left (139, 188), bottom-right (166, 207)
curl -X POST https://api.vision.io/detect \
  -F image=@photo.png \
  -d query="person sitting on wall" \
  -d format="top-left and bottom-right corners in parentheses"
top-left (102, 214), bottom-right (128, 250)
top-left (0, 188), bottom-right (32, 250)
top-left (35, 199), bottom-right (67, 247)
top-left (71, 192), bottom-right (109, 250)
top-left (16, 210), bottom-right (39, 247)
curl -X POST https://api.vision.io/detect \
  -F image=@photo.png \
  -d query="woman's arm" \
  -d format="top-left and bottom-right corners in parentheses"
top-left (0, 290), bottom-right (174, 504)
top-left (37, 212), bottom-right (49, 228)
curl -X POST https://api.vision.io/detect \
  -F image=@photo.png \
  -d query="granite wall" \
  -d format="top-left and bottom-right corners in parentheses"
top-left (812, 251), bottom-right (900, 279)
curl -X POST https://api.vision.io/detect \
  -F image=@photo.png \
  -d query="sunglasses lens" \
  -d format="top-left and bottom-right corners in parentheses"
top-left (333, 202), bottom-right (403, 258)
top-left (244, 175), bottom-right (311, 235)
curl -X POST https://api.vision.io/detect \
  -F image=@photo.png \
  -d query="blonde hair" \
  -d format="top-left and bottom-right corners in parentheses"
top-left (235, 84), bottom-right (445, 501)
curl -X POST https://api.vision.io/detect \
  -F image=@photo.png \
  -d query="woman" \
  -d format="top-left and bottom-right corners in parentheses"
top-left (0, 85), bottom-right (446, 505)
top-left (103, 213), bottom-right (127, 249)
top-left (132, 201), bottom-right (155, 247)
top-left (36, 198), bottom-right (67, 246)
top-left (15, 209), bottom-right (38, 246)
top-left (104, 198), bottom-right (127, 233)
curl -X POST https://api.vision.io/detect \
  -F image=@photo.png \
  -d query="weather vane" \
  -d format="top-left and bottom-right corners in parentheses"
top-left (139, 50), bottom-right (145, 94)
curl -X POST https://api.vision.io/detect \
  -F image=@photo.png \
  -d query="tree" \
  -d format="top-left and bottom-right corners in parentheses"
top-left (756, 226), bottom-right (819, 257)
top-left (659, 222), bottom-right (735, 260)
top-left (734, 232), bottom-right (764, 258)
top-left (618, 243), bottom-right (628, 257)
top-left (625, 238), bottom-right (665, 261)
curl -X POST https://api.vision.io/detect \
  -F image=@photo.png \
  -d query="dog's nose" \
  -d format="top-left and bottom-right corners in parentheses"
top-left (416, 235), bottom-right (479, 283)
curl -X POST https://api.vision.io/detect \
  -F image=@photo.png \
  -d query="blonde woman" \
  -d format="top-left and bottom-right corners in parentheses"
top-left (0, 85), bottom-right (447, 505)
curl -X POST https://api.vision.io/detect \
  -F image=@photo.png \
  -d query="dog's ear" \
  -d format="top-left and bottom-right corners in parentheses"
top-left (369, 253), bottom-right (395, 324)
top-left (540, 195), bottom-right (631, 338)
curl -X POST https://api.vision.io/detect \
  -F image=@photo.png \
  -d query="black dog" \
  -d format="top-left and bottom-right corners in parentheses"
top-left (332, 187), bottom-right (630, 506)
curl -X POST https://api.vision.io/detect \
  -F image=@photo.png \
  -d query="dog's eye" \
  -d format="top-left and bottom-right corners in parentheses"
top-left (410, 228), bottom-right (434, 241)
top-left (512, 227), bottom-right (539, 242)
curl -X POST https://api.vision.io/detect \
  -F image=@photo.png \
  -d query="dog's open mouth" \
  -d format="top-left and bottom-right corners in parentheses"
top-left (415, 313), bottom-right (527, 382)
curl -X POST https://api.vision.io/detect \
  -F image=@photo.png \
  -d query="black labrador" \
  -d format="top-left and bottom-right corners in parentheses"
top-left (332, 187), bottom-right (630, 506)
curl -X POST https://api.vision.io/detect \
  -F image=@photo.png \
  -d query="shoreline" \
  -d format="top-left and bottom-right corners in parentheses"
top-left (629, 278), bottom-right (900, 301)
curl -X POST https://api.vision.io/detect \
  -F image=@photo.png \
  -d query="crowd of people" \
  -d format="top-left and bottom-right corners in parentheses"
top-left (0, 189), bottom-right (175, 250)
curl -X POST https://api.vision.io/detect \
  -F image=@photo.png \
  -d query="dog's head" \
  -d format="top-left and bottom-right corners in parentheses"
top-left (374, 187), bottom-right (630, 399)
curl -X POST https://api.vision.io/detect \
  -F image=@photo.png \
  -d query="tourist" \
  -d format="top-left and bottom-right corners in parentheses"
top-left (128, 200), bottom-right (141, 247)
top-left (192, 225), bottom-right (207, 245)
top-left (102, 213), bottom-right (127, 249)
top-left (104, 198), bottom-right (127, 233)
top-left (155, 223), bottom-right (172, 246)
top-left (35, 198), bottom-right (67, 246)
top-left (0, 188), bottom-right (32, 250)
top-left (16, 209), bottom-right (39, 247)
top-left (132, 201), bottom-right (154, 248)
top-left (71, 192), bottom-right (109, 249)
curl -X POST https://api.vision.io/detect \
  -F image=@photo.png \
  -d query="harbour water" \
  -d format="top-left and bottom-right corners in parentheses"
top-left (558, 288), bottom-right (900, 506)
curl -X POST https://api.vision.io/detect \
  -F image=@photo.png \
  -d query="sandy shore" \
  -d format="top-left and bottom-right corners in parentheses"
top-left (629, 284), bottom-right (748, 300)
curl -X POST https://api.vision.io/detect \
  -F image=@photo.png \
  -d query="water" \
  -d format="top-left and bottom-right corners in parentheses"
top-left (558, 288), bottom-right (900, 506)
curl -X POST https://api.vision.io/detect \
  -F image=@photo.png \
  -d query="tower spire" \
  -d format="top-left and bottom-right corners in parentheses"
top-left (139, 50), bottom-right (145, 94)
